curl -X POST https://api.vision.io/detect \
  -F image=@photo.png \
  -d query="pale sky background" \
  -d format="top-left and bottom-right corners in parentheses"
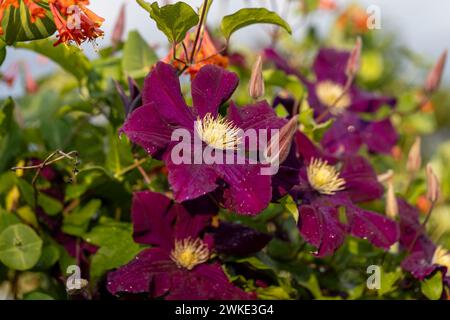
top-left (1, 0), bottom-right (450, 96)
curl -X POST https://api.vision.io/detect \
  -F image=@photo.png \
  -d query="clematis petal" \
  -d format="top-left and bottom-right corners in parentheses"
top-left (228, 101), bottom-right (286, 152)
top-left (349, 89), bottom-right (396, 113)
top-left (219, 160), bottom-right (272, 215)
top-left (361, 118), bottom-right (398, 154)
top-left (397, 197), bottom-right (436, 255)
top-left (347, 205), bottom-right (399, 250)
top-left (321, 113), bottom-right (363, 155)
top-left (296, 131), bottom-right (336, 164)
top-left (165, 157), bottom-right (220, 202)
top-left (173, 196), bottom-right (215, 240)
top-left (166, 263), bottom-right (255, 300)
top-left (401, 251), bottom-right (439, 280)
top-left (227, 100), bottom-right (285, 131)
top-left (192, 65), bottom-right (239, 118)
top-left (313, 48), bottom-right (349, 84)
top-left (340, 155), bottom-right (384, 203)
top-left (263, 47), bottom-right (303, 79)
top-left (131, 191), bottom-right (175, 248)
top-left (271, 146), bottom-right (301, 199)
top-left (142, 62), bottom-right (194, 127)
top-left (107, 248), bottom-right (175, 295)
top-left (298, 204), bottom-right (347, 257)
top-left (213, 222), bottom-right (272, 256)
top-left (121, 103), bottom-right (172, 157)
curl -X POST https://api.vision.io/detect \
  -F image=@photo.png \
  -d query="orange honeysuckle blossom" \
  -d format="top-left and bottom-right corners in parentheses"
top-left (319, 0), bottom-right (336, 11)
top-left (163, 29), bottom-right (228, 78)
top-left (336, 4), bottom-right (369, 34)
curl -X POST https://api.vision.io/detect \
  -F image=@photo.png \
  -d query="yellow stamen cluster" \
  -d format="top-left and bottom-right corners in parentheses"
top-left (432, 245), bottom-right (450, 276)
top-left (307, 158), bottom-right (346, 195)
top-left (170, 238), bottom-right (210, 270)
top-left (195, 113), bottom-right (242, 150)
top-left (315, 80), bottom-right (351, 114)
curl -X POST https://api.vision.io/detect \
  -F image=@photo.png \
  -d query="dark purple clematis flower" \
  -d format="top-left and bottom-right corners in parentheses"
top-left (398, 198), bottom-right (449, 282)
top-left (121, 62), bottom-right (285, 215)
top-left (213, 222), bottom-right (272, 257)
top-left (265, 47), bottom-right (398, 156)
top-left (107, 191), bottom-right (255, 300)
top-left (290, 131), bottom-right (399, 256)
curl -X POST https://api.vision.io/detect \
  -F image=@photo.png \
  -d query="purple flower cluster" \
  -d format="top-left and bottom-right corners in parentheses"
top-left (266, 47), bottom-right (398, 156)
top-left (106, 47), bottom-right (446, 299)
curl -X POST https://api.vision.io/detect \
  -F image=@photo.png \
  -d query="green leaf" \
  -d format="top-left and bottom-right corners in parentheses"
top-left (122, 30), bottom-right (158, 78)
top-left (62, 199), bottom-right (101, 237)
top-left (0, 39), bottom-right (6, 66)
top-left (0, 209), bottom-right (20, 232)
top-left (106, 128), bottom-right (134, 177)
top-left (1, 0), bottom-right (56, 45)
top-left (15, 39), bottom-right (92, 81)
top-left (0, 98), bottom-right (24, 172)
top-left (0, 224), bottom-right (43, 270)
top-left (256, 286), bottom-right (292, 300)
top-left (16, 179), bottom-right (63, 216)
top-left (138, 1), bottom-right (199, 44)
top-left (377, 269), bottom-right (402, 296)
top-left (23, 291), bottom-right (54, 300)
top-left (82, 218), bottom-right (143, 281)
top-left (35, 243), bottom-right (60, 270)
top-left (221, 8), bottom-right (291, 40)
top-left (421, 272), bottom-right (443, 300)
top-left (279, 195), bottom-right (299, 223)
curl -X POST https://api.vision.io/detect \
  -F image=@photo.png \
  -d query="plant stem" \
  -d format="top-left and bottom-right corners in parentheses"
top-left (189, 0), bottom-right (209, 64)
top-left (406, 201), bottom-right (436, 254)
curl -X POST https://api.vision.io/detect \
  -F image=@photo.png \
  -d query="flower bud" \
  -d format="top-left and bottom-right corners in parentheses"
top-left (377, 169), bottom-right (394, 183)
top-left (386, 181), bottom-right (398, 219)
top-left (249, 55), bottom-right (265, 99)
top-left (346, 37), bottom-right (362, 79)
top-left (406, 137), bottom-right (421, 173)
top-left (424, 49), bottom-right (447, 94)
top-left (426, 163), bottom-right (440, 203)
top-left (112, 4), bottom-right (126, 47)
top-left (265, 116), bottom-right (298, 165)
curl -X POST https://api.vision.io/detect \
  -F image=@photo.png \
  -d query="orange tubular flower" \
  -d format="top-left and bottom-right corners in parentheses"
top-left (336, 5), bottom-right (369, 34)
top-left (49, 0), bottom-right (104, 46)
top-left (163, 29), bottom-right (228, 78)
top-left (319, 0), bottom-right (336, 11)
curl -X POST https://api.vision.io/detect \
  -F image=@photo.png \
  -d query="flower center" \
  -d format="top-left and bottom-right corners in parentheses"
top-left (432, 245), bottom-right (450, 276)
top-left (195, 113), bottom-right (241, 150)
top-left (170, 238), bottom-right (210, 270)
top-left (315, 81), bottom-right (351, 114)
top-left (307, 158), bottom-right (346, 195)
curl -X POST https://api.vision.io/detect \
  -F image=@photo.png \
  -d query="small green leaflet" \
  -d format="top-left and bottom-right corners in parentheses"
top-left (221, 8), bottom-right (291, 41)
top-left (136, 0), bottom-right (199, 44)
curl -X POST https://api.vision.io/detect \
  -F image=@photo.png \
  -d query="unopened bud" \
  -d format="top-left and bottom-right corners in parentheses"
top-left (112, 4), bottom-right (126, 47)
top-left (377, 169), bottom-right (394, 183)
top-left (346, 37), bottom-right (362, 79)
top-left (249, 55), bottom-right (265, 99)
top-left (406, 137), bottom-right (421, 173)
top-left (385, 181), bottom-right (398, 219)
top-left (426, 163), bottom-right (440, 203)
top-left (265, 116), bottom-right (298, 165)
top-left (424, 49), bottom-right (447, 94)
